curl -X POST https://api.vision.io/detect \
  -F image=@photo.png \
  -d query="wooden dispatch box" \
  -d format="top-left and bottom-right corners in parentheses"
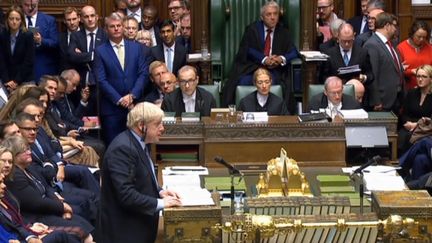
top-left (164, 204), bottom-right (222, 243)
top-left (372, 190), bottom-right (432, 242)
top-left (372, 190), bottom-right (432, 219)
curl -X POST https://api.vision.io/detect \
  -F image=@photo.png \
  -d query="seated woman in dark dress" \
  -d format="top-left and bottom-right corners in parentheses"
top-left (238, 68), bottom-right (289, 115)
top-left (1, 136), bottom-right (94, 243)
top-left (398, 64), bottom-right (432, 154)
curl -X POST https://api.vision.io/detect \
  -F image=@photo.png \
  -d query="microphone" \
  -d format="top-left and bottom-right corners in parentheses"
top-left (352, 155), bottom-right (381, 174)
top-left (214, 156), bottom-right (242, 176)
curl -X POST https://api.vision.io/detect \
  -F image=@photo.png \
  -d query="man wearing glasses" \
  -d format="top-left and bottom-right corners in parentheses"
top-left (364, 12), bottom-right (403, 113)
top-left (317, 0), bottom-right (339, 43)
top-left (308, 76), bottom-right (360, 115)
top-left (162, 65), bottom-right (216, 117)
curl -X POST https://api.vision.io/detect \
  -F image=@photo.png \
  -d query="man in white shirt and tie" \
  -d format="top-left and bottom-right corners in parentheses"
top-left (150, 19), bottom-right (187, 75)
top-left (125, 0), bottom-right (142, 27)
top-left (94, 12), bottom-right (151, 144)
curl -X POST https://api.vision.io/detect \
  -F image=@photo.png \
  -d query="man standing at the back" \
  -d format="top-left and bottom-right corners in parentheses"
top-left (95, 12), bottom-right (151, 145)
top-left (22, 0), bottom-right (59, 81)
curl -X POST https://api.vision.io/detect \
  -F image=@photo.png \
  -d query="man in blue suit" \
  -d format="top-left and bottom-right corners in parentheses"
top-left (22, 0), bottom-right (59, 81)
top-left (95, 12), bottom-right (151, 145)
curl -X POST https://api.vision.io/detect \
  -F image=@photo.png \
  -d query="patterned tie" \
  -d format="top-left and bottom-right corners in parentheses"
top-left (26, 16), bottom-right (32, 27)
top-left (264, 28), bottom-right (272, 56)
top-left (166, 48), bottom-right (173, 72)
top-left (116, 44), bottom-right (125, 70)
top-left (343, 50), bottom-right (349, 66)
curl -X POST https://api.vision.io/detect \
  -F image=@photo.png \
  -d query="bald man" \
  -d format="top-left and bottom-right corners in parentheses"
top-left (346, 79), bottom-right (365, 104)
top-left (321, 23), bottom-right (373, 85)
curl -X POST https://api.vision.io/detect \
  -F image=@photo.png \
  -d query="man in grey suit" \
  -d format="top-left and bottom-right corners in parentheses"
top-left (363, 12), bottom-right (403, 113)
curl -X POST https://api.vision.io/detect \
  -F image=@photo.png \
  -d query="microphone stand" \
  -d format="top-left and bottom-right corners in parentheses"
top-left (228, 167), bottom-right (242, 215)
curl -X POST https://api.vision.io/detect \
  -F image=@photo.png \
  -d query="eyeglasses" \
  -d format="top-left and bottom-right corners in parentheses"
top-left (19, 126), bottom-right (37, 132)
top-left (179, 79), bottom-right (196, 86)
top-left (416, 75), bottom-right (430, 79)
top-left (317, 5), bottom-right (331, 10)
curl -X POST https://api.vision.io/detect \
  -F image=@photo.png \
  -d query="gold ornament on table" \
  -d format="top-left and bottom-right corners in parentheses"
top-left (256, 148), bottom-right (312, 197)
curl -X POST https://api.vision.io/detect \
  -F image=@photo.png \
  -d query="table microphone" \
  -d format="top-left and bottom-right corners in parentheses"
top-left (352, 155), bottom-right (382, 174)
top-left (214, 156), bottom-right (243, 179)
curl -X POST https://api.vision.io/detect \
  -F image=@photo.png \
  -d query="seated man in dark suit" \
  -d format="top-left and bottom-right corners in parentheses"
top-left (239, 68), bottom-right (289, 116)
top-left (308, 76), bottom-right (360, 114)
top-left (162, 65), bottom-right (216, 117)
top-left (321, 23), bottom-right (373, 85)
top-left (145, 71), bottom-right (177, 107)
top-left (142, 60), bottom-right (168, 103)
top-left (223, 1), bottom-right (298, 109)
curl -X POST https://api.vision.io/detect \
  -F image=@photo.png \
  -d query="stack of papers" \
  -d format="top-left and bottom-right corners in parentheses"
top-left (300, 51), bottom-right (329, 61)
top-left (162, 166), bottom-right (214, 206)
top-left (337, 65), bottom-right (361, 75)
top-left (338, 109), bottom-right (369, 119)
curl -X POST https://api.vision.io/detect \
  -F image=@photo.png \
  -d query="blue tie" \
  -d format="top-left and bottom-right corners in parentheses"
top-left (343, 50), bottom-right (349, 66)
top-left (166, 48), bottom-right (173, 72)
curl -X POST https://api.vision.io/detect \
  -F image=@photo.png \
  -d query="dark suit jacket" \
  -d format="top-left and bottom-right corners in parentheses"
top-left (58, 31), bottom-right (74, 71)
top-left (363, 32), bottom-right (403, 109)
top-left (33, 12), bottom-right (59, 81)
top-left (318, 39), bottom-right (337, 53)
top-left (143, 85), bottom-right (162, 103)
top-left (224, 20), bottom-right (299, 107)
top-left (239, 91), bottom-right (289, 116)
top-left (161, 87), bottom-right (216, 117)
top-left (6, 167), bottom-right (64, 221)
top-left (68, 28), bottom-right (107, 85)
top-left (321, 44), bottom-right (373, 85)
top-left (100, 129), bottom-right (162, 243)
top-left (59, 94), bottom-right (87, 119)
top-left (95, 39), bottom-right (151, 116)
top-left (150, 43), bottom-right (187, 75)
top-left (348, 15), bottom-right (369, 36)
top-left (355, 31), bottom-right (372, 47)
top-left (176, 36), bottom-right (192, 53)
top-left (308, 93), bottom-right (361, 112)
top-left (0, 29), bottom-right (35, 84)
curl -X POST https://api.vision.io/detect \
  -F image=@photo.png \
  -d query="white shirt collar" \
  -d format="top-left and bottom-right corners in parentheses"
top-left (127, 8), bottom-right (142, 22)
top-left (85, 28), bottom-right (98, 36)
top-left (110, 39), bottom-right (125, 48)
top-left (163, 42), bottom-right (175, 50)
top-left (182, 90), bottom-right (196, 112)
top-left (375, 31), bottom-right (388, 44)
top-left (256, 92), bottom-right (268, 107)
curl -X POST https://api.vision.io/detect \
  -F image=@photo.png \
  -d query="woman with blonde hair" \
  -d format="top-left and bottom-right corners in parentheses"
top-left (0, 83), bottom-right (37, 120)
top-left (398, 64), bottom-right (432, 154)
top-left (135, 29), bottom-right (153, 47)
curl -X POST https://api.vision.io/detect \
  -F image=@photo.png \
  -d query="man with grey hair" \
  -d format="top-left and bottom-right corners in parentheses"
top-left (101, 102), bottom-right (181, 243)
top-left (308, 76), bottom-right (360, 113)
top-left (319, 18), bottom-right (345, 52)
top-left (95, 12), bottom-right (151, 144)
top-left (224, 0), bottom-right (298, 110)
top-left (60, 69), bottom-right (90, 118)
top-left (162, 65), bottom-right (216, 117)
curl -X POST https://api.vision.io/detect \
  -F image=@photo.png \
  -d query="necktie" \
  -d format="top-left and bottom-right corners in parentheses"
top-left (343, 50), bottom-right (349, 66)
top-left (88, 32), bottom-right (95, 53)
top-left (264, 29), bottom-right (272, 56)
top-left (10, 35), bottom-right (16, 55)
top-left (116, 44), bottom-right (125, 70)
top-left (166, 48), bottom-right (173, 72)
top-left (387, 41), bottom-right (400, 74)
top-left (26, 16), bottom-right (32, 27)
top-left (361, 16), bottom-right (368, 34)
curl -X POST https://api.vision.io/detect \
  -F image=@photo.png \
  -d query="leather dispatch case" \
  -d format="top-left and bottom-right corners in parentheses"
top-left (163, 204), bottom-right (222, 243)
